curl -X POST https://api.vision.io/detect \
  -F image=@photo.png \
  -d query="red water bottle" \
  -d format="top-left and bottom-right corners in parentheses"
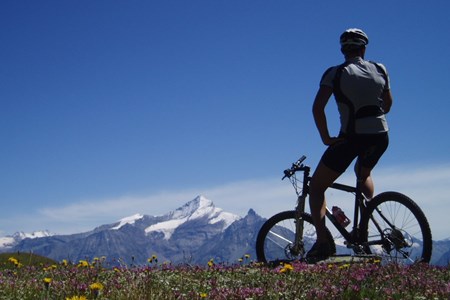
top-left (332, 206), bottom-right (351, 227)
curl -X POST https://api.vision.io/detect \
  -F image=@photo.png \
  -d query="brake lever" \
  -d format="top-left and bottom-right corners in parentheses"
top-left (282, 169), bottom-right (293, 180)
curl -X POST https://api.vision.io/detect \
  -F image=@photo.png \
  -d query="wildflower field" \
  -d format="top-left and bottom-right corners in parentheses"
top-left (0, 253), bottom-right (449, 300)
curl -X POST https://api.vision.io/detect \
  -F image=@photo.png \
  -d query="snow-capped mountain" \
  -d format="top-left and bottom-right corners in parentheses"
top-left (111, 213), bottom-right (144, 230)
top-left (108, 196), bottom-right (241, 240)
top-left (4, 196), bottom-right (263, 265)
top-left (2, 196), bottom-right (450, 266)
top-left (143, 196), bottom-right (240, 239)
top-left (0, 230), bottom-right (52, 249)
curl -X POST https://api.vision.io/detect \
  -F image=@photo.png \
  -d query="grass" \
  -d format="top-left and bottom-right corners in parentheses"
top-left (0, 253), bottom-right (449, 299)
top-left (0, 252), bottom-right (57, 269)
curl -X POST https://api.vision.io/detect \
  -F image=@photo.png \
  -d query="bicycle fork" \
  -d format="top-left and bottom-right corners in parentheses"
top-left (293, 194), bottom-right (307, 257)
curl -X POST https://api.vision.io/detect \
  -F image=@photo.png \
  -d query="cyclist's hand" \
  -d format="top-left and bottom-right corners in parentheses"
top-left (323, 136), bottom-right (344, 146)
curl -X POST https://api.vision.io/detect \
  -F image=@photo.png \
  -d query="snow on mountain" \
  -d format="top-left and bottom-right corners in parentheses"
top-left (111, 213), bottom-right (144, 230)
top-left (16, 231), bottom-right (52, 239)
top-left (0, 230), bottom-right (52, 249)
top-left (145, 195), bottom-right (241, 240)
top-left (145, 219), bottom-right (186, 240)
top-left (0, 236), bottom-right (15, 248)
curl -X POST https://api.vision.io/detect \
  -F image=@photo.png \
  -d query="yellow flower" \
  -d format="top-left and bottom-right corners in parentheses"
top-left (61, 259), bottom-right (68, 266)
top-left (66, 296), bottom-right (87, 300)
top-left (89, 282), bottom-right (104, 291)
top-left (279, 263), bottom-right (294, 273)
top-left (43, 277), bottom-right (52, 290)
top-left (200, 292), bottom-right (208, 298)
top-left (8, 257), bottom-right (19, 266)
top-left (44, 277), bottom-right (52, 284)
top-left (148, 254), bottom-right (158, 263)
top-left (207, 259), bottom-right (214, 267)
top-left (77, 260), bottom-right (89, 268)
top-left (8, 257), bottom-right (17, 263)
top-left (339, 263), bottom-right (351, 269)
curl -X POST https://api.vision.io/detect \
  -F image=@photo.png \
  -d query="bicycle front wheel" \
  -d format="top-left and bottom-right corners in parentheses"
top-left (360, 192), bottom-right (432, 264)
top-left (256, 210), bottom-right (335, 264)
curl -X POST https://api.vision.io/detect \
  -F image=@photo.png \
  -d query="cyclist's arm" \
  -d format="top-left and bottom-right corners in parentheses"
top-left (312, 85), bottom-right (337, 146)
top-left (382, 89), bottom-right (393, 113)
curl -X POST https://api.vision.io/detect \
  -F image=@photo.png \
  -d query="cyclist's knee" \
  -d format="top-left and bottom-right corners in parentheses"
top-left (310, 162), bottom-right (341, 195)
top-left (309, 178), bottom-right (326, 196)
top-left (354, 163), bottom-right (371, 181)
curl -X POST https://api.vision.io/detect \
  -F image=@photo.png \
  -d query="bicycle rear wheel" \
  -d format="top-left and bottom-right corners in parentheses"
top-left (256, 210), bottom-right (336, 265)
top-left (360, 192), bottom-right (432, 264)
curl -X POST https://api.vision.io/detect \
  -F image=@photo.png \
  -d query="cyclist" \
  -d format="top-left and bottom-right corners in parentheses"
top-left (307, 28), bottom-right (393, 261)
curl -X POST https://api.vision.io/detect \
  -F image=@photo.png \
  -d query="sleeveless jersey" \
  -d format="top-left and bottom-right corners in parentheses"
top-left (320, 57), bottom-right (390, 135)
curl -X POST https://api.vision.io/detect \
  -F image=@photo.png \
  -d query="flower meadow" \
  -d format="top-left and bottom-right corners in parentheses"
top-left (0, 254), bottom-right (449, 300)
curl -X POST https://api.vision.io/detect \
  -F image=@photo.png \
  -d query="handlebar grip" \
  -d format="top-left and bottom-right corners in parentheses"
top-left (296, 155), bottom-right (306, 165)
top-left (282, 155), bottom-right (307, 180)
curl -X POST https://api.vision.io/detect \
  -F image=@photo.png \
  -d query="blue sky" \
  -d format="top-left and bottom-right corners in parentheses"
top-left (1, 1), bottom-right (449, 240)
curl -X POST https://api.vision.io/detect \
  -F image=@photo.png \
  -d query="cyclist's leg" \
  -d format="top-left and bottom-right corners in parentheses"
top-left (309, 161), bottom-right (341, 244)
top-left (354, 133), bottom-right (389, 199)
top-left (310, 139), bottom-right (355, 244)
top-left (354, 162), bottom-right (375, 199)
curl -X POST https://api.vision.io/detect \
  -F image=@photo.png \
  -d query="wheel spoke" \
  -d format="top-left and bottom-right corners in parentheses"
top-left (361, 192), bottom-right (432, 264)
top-left (267, 230), bottom-right (294, 245)
top-left (256, 211), bottom-right (336, 264)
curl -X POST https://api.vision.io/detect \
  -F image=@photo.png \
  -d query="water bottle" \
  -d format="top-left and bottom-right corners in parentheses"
top-left (332, 206), bottom-right (351, 228)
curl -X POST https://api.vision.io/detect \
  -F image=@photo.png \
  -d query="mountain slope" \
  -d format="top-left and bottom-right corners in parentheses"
top-left (0, 230), bottom-right (52, 249)
top-left (8, 196), bottom-right (258, 265)
top-left (3, 196), bottom-right (450, 266)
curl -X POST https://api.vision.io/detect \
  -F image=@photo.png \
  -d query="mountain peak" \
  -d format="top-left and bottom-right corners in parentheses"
top-left (112, 213), bottom-right (144, 230)
top-left (247, 209), bottom-right (257, 216)
top-left (144, 195), bottom-right (240, 240)
top-left (168, 195), bottom-right (213, 219)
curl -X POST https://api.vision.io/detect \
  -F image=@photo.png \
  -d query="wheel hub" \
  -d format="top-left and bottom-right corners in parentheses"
top-left (383, 228), bottom-right (409, 251)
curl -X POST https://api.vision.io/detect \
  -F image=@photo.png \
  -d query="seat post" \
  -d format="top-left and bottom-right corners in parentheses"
top-left (353, 162), bottom-right (365, 232)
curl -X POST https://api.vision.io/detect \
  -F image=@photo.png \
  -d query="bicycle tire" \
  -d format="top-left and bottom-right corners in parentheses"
top-left (360, 191), bottom-right (432, 264)
top-left (256, 210), bottom-right (336, 264)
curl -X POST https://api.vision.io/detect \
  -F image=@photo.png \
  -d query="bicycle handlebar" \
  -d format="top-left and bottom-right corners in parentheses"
top-left (282, 155), bottom-right (308, 180)
top-left (295, 155), bottom-right (307, 166)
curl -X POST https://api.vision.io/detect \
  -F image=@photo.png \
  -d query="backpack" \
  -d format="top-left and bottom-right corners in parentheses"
top-left (332, 61), bottom-right (388, 135)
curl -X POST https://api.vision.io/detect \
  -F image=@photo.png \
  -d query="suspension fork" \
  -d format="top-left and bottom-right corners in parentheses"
top-left (292, 167), bottom-right (310, 256)
top-left (293, 193), bottom-right (307, 255)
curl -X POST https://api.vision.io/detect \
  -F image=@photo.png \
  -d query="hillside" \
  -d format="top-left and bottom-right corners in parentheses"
top-left (0, 252), bottom-right (57, 270)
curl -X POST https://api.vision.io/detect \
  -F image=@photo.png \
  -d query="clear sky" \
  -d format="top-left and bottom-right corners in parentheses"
top-left (1, 1), bottom-right (449, 240)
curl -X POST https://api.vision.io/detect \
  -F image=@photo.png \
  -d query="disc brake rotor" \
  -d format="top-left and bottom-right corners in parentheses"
top-left (383, 228), bottom-right (411, 251)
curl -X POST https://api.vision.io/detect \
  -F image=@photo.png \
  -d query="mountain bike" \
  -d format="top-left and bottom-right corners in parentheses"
top-left (256, 155), bottom-right (432, 265)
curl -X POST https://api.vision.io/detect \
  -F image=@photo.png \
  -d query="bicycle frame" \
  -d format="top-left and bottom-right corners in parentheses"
top-left (257, 155), bottom-right (432, 264)
top-left (326, 181), bottom-right (362, 246)
top-left (290, 164), bottom-right (366, 254)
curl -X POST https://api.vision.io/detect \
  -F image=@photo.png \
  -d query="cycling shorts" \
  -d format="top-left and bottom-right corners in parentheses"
top-left (321, 132), bottom-right (389, 174)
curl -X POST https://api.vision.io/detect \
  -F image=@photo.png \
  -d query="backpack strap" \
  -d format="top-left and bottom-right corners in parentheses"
top-left (332, 62), bottom-right (356, 135)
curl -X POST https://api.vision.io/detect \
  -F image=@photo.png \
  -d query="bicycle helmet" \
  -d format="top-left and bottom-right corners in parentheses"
top-left (340, 28), bottom-right (369, 49)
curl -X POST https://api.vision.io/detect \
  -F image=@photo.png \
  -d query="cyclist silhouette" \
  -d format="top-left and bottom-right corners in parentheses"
top-left (307, 28), bottom-right (393, 261)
